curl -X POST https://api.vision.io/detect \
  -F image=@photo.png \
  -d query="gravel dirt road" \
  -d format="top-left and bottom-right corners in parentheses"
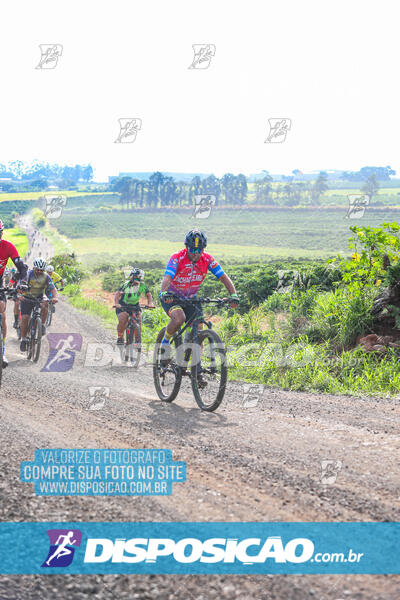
top-left (0, 288), bottom-right (399, 598)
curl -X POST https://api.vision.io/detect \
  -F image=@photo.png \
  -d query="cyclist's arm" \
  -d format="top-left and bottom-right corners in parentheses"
top-left (46, 276), bottom-right (58, 301)
top-left (114, 290), bottom-right (123, 304)
top-left (11, 255), bottom-right (27, 281)
top-left (145, 291), bottom-right (154, 307)
top-left (219, 273), bottom-right (236, 296)
top-left (160, 274), bottom-right (173, 293)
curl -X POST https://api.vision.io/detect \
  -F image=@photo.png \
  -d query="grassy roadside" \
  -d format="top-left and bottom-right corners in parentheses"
top-left (42, 222), bottom-right (74, 254)
top-left (6, 228), bottom-right (29, 264)
top-left (55, 219), bottom-right (400, 399)
top-left (214, 306), bottom-right (400, 396)
top-left (63, 279), bottom-right (400, 398)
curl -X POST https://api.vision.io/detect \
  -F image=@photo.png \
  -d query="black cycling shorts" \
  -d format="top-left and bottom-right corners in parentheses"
top-left (20, 297), bottom-right (43, 316)
top-left (160, 297), bottom-right (203, 322)
top-left (116, 304), bottom-right (141, 316)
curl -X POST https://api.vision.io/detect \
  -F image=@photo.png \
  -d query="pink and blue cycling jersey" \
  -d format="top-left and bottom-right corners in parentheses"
top-left (164, 248), bottom-right (225, 299)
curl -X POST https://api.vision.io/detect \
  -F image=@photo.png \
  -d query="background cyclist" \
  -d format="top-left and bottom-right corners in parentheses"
top-left (9, 266), bottom-right (27, 331)
top-left (19, 258), bottom-right (58, 351)
top-left (46, 265), bottom-right (65, 290)
top-left (114, 268), bottom-right (154, 345)
top-left (0, 219), bottom-right (28, 366)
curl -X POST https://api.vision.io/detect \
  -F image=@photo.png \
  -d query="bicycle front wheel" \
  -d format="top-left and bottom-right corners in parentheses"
top-left (46, 305), bottom-right (53, 327)
top-left (191, 329), bottom-right (227, 412)
top-left (153, 327), bottom-right (182, 402)
top-left (0, 316), bottom-right (4, 386)
top-left (32, 316), bottom-right (42, 363)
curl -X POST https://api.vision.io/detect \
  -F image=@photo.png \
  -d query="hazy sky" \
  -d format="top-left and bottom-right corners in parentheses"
top-left (1, 0), bottom-right (399, 181)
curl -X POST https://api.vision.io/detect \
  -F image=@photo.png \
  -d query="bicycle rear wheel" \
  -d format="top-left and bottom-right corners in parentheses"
top-left (153, 327), bottom-right (182, 402)
top-left (125, 321), bottom-right (141, 368)
top-left (32, 316), bottom-right (42, 363)
top-left (16, 314), bottom-right (21, 340)
top-left (191, 329), bottom-right (227, 412)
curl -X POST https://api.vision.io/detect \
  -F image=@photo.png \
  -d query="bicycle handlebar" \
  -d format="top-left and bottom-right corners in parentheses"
top-left (162, 294), bottom-right (232, 305)
top-left (0, 287), bottom-right (19, 298)
top-left (112, 304), bottom-right (155, 309)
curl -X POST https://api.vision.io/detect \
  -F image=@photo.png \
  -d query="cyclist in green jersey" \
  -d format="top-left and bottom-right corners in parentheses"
top-left (114, 268), bottom-right (154, 345)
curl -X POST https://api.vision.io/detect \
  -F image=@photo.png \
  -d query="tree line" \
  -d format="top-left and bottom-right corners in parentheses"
top-left (0, 161), bottom-right (93, 191)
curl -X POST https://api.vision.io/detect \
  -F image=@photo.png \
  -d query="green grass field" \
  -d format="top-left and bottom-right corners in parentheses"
top-left (53, 207), bottom-right (400, 257)
top-left (4, 228), bottom-right (28, 264)
top-left (0, 191), bottom-right (114, 202)
top-left (70, 236), bottom-right (333, 263)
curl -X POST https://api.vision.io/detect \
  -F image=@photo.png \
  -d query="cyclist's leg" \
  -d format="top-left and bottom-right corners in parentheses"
top-left (116, 307), bottom-right (129, 342)
top-left (20, 300), bottom-right (33, 346)
top-left (0, 290), bottom-right (7, 364)
top-left (0, 296), bottom-right (6, 341)
top-left (165, 306), bottom-right (185, 340)
top-left (131, 308), bottom-right (141, 342)
top-left (41, 299), bottom-right (48, 323)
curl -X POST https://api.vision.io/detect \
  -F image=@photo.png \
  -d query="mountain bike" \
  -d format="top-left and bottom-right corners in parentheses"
top-left (153, 296), bottom-right (230, 412)
top-left (114, 305), bottom-right (154, 368)
top-left (24, 297), bottom-right (48, 362)
top-left (0, 287), bottom-right (18, 385)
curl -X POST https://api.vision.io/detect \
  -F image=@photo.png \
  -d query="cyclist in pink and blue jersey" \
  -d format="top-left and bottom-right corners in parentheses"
top-left (159, 229), bottom-right (239, 350)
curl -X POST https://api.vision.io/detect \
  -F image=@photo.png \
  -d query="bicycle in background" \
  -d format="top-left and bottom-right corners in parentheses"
top-left (113, 304), bottom-right (155, 368)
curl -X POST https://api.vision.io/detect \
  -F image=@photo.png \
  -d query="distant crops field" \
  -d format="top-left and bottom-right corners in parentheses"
top-left (53, 207), bottom-right (400, 254)
top-left (70, 236), bottom-right (333, 263)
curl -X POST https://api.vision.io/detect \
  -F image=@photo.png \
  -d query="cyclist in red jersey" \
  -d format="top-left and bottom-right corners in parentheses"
top-left (0, 219), bottom-right (28, 367)
top-left (159, 229), bottom-right (239, 352)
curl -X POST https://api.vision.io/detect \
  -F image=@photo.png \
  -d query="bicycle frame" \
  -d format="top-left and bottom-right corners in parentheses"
top-left (27, 297), bottom-right (48, 331)
top-left (166, 296), bottom-right (226, 373)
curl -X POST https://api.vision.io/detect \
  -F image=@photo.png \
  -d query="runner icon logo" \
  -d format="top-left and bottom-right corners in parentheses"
top-left (41, 333), bottom-right (82, 373)
top-left (41, 529), bottom-right (82, 568)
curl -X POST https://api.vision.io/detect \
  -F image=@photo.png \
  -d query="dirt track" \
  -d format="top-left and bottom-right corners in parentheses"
top-left (0, 294), bottom-right (399, 599)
